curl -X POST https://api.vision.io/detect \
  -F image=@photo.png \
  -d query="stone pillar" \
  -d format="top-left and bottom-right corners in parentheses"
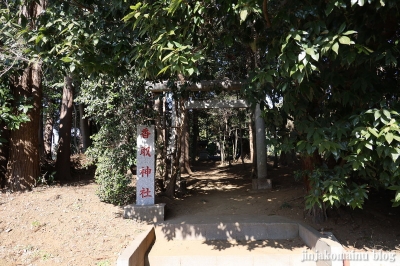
top-left (252, 104), bottom-right (271, 190)
top-left (123, 125), bottom-right (165, 222)
top-left (136, 125), bottom-right (156, 205)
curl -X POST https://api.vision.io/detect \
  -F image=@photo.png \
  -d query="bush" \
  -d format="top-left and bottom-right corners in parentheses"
top-left (93, 148), bottom-right (136, 206)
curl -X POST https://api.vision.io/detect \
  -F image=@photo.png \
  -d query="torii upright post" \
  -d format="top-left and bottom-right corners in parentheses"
top-left (252, 103), bottom-right (271, 190)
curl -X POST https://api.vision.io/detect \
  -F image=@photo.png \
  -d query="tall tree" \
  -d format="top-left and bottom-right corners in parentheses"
top-left (55, 76), bottom-right (74, 182)
top-left (7, 62), bottom-right (42, 190)
top-left (1, 0), bottom-right (46, 191)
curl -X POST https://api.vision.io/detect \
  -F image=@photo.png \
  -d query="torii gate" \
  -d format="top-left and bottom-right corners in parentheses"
top-left (147, 80), bottom-right (271, 190)
top-left (123, 80), bottom-right (271, 222)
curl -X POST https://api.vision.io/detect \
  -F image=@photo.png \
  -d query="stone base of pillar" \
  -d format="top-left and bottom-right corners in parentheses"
top-left (252, 179), bottom-right (272, 190)
top-left (123, 203), bottom-right (166, 223)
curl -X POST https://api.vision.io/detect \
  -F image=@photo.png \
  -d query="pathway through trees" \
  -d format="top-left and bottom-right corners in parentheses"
top-left (0, 159), bottom-right (399, 265)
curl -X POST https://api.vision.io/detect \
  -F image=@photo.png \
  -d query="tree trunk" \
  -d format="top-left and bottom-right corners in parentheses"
top-left (55, 76), bottom-right (74, 183)
top-left (220, 131), bottom-right (225, 165)
top-left (226, 119), bottom-right (232, 166)
top-left (239, 125), bottom-right (245, 164)
top-left (73, 104), bottom-right (78, 154)
top-left (301, 152), bottom-right (326, 223)
top-left (180, 108), bottom-right (192, 174)
top-left (233, 128), bottom-right (238, 162)
top-left (0, 123), bottom-right (10, 188)
top-left (78, 103), bottom-right (91, 152)
top-left (154, 95), bottom-right (166, 185)
top-left (249, 113), bottom-right (257, 177)
top-left (43, 101), bottom-right (54, 160)
top-left (191, 110), bottom-right (198, 163)
top-left (39, 108), bottom-right (44, 162)
top-left (162, 97), bottom-right (169, 183)
top-left (165, 98), bottom-right (184, 198)
top-left (7, 63), bottom-right (42, 191)
top-left (5, 0), bottom-right (45, 191)
top-left (273, 126), bottom-right (279, 168)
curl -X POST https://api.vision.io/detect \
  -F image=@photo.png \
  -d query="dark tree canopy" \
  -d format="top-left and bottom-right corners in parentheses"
top-left (1, 0), bottom-right (399, 212)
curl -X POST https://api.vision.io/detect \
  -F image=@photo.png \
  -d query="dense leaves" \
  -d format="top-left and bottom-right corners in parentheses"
top-left (125, 0), bottom-right (400, 213)
top-left (1, 0), bottom-right (399, 212)
top-left (260, 0), bottom-right (400, 210)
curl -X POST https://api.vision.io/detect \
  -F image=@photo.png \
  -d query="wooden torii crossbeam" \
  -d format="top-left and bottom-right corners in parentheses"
top-left (147, 80), bottom-right (249, 109)
top-left (145, 80), bottom-right (244, 92)
top-left (185, 99), bottom-right (249, 109)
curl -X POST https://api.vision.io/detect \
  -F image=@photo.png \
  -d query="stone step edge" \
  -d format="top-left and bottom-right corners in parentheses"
top-left (117, 221), bottom-right (343, 266)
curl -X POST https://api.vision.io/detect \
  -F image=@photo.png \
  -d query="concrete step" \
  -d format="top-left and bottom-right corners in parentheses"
top-left (144, 215), bottom-right (336, 266)
top-left (148, 239), bottom-right (315, 266)
top-left (154, 215), bottom-right (300, 241)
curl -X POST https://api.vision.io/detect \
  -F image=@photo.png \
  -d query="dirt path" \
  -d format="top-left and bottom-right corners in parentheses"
top-left (1, 161), bottom-right (399, 265)
top-left (174, 162), bottom-right (400, 253)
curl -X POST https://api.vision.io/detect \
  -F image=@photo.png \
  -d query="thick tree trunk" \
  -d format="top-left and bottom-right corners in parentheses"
top-left (165, 98), bottom-right (184, 198)
top-left (0, 123), bottom-right (10, 188)
top-left (43, 102), bottom-right (54, 160)
top-left (78, 104), bottom-right (91, 152)
top-left (7, 63), bottom-right (42, 191)
top-left (5, 0), bottom-right (45, 191)
top-left (55, 76), bottom-right (74, 183)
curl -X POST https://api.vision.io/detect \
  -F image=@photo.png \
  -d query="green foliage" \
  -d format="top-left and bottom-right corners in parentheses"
top-left (3, 0), bottom-right (398, 214)
top-left (123, 1), bottom-right (263, 80)
top-left (93, 148), bottom-right (135, 206)
top-left (79, 74), bottom-right (153, 205)
top-left (0, 5), bottom-right (35, 137)
top-left (37, 171), bottom-right (56, 186)
top-left (255, 0), bottom-right (400, 212)
top-left (0, 83), bottom-right (32, 135)
top-left (123, 1), bottom-right (207, 78)
top-left (0, 6), bottom-right (29, 76)
top-left (295, 167), bottom-right (368, 210)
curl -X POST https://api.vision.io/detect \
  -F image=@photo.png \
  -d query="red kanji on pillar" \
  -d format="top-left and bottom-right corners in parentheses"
top-left (139, 187), bottom-right (152, 198)
top-left (140, 145), bottom-right (151, 157)
top-left (139, 166), bottom-right (152, 177)
top-left (137, 125), bottom-right (155, 205)
top-left (140, 127), bottom-right (151, 139)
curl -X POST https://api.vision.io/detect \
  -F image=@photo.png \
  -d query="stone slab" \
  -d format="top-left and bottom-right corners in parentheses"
top-left (252, 178), bottom-right (272, 190)
top-left (117, 225), bottom-right (155, 266)
top-left (155, 216), bottom-right (298, 241)
top-left (148, 239), bottom-right (314, 266)
top-left (123, 203), bottom-right (166, 222)
top-left (136, 125), bottom-right (156, 205)
top-left (118, 215), bottom-right (345, 266)
top-left (315, 232), bottom-right (343, 266)
top-left (298, 223), bottom-right (321, 251)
